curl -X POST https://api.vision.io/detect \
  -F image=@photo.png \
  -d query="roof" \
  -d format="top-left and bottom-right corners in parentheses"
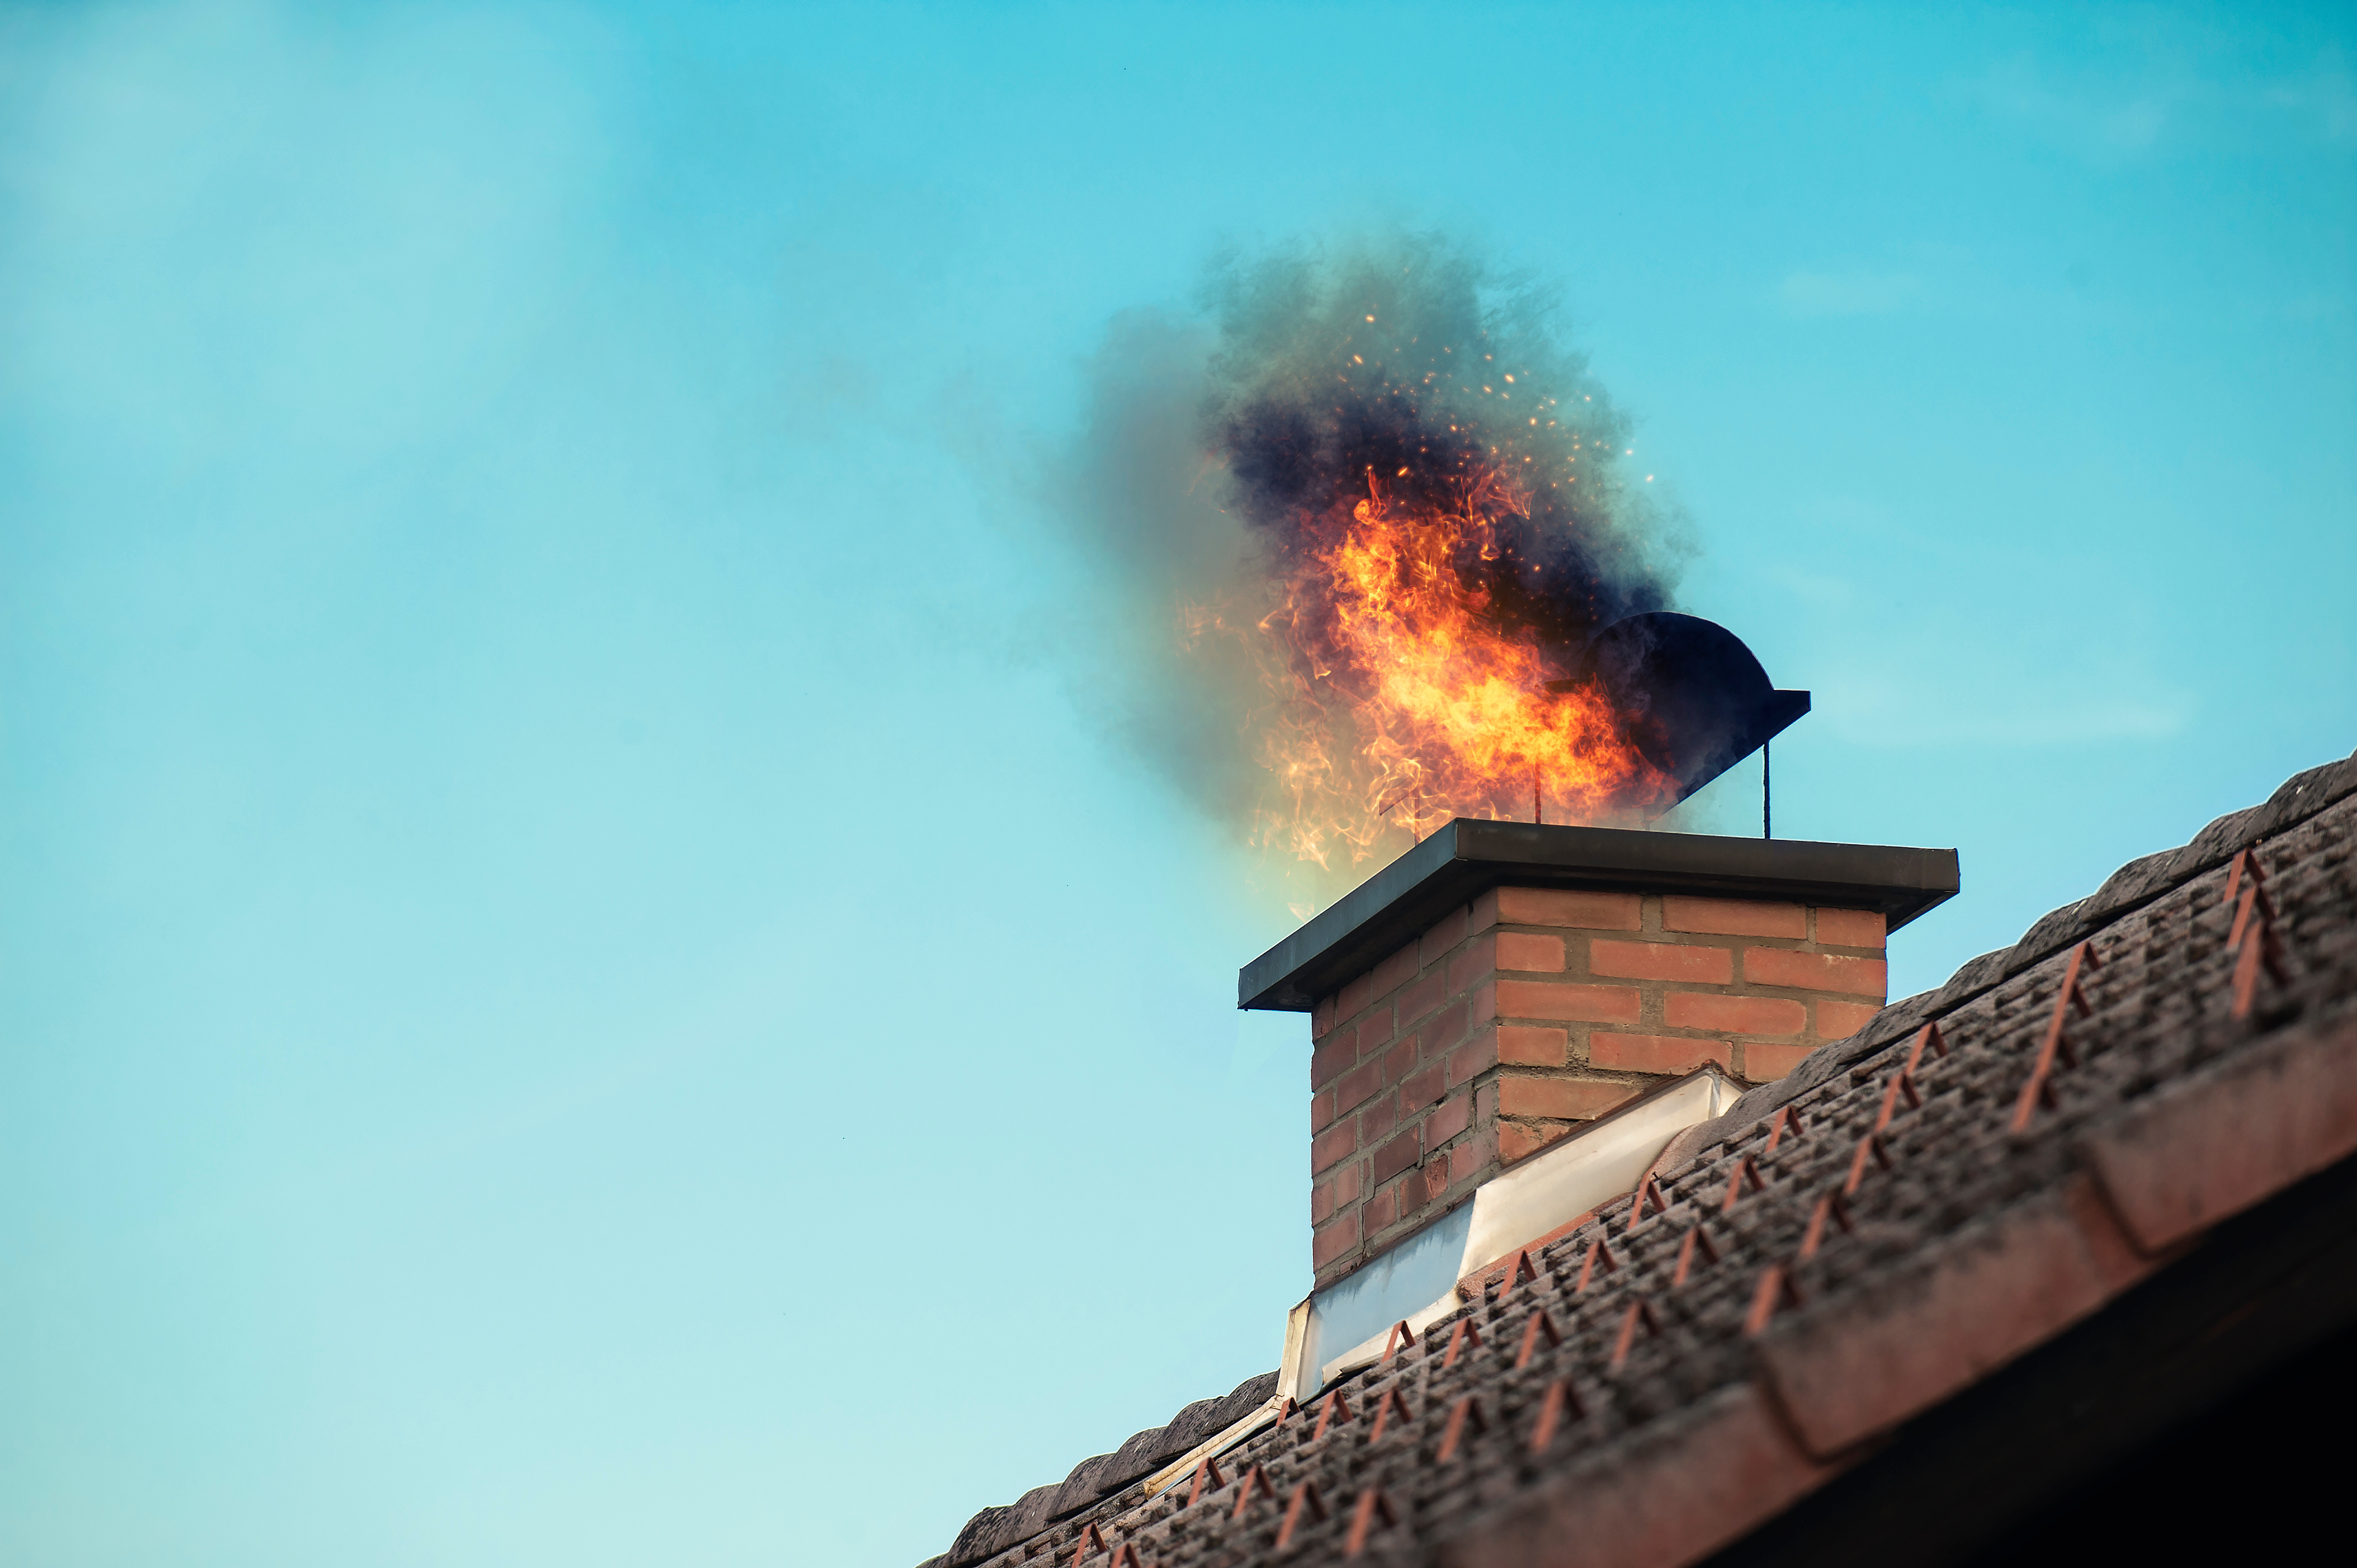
top-left (1238, 821), bottom-right (1959, 1012)
top-left (930, 746), bottom-right (2357, 1568)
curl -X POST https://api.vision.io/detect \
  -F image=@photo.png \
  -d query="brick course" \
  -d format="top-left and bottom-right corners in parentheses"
top-left (1592, 938), bottom-right (1736, 983)
top-left (1590, 1031), bottom-right (1736, 1076)
top-left (1742, 946), bottom-right (1886, 995)
top-left (1307, 884), bottom-right (1890, 1287)
top-left (1813, 906), bottom-right (1886, 947)
top-left (1664, 896), bottom-right (1806, 938)
top-left (1496, 931), bottom-right (1567, 972)
top-left (1498, 1074), bottom-right (1641, 1121)
top-left (1495, 979), bottom-right (1644, 1024)
top-left (1667, 992), bottom-right (1807, 1036)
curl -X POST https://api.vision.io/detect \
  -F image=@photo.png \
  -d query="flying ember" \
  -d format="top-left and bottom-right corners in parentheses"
top-left (1185, 243), bottom-right (1687, 872)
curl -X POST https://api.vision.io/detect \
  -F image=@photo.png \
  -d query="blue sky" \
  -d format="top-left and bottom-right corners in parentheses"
top-left (2, 3), bottom-right (2351, 1564)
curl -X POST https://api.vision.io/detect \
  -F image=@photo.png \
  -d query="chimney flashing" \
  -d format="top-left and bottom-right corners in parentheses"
top-left (1240, 819), bottom-right (1959, 1013)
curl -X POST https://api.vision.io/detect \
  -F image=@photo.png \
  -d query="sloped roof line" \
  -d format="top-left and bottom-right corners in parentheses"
top-left (926, 746), bottom-right (2357, 1568)
top-left (1656, 749), bottom-right (2357, 1173)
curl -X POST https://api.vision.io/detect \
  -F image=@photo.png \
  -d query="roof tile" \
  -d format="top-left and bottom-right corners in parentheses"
top-left (929, 747), bottom-right (2357, 1568)
top-left (2080, 1005), bottom-right (2357, 1253)
top-left (1755, 1176), bottom-right (2148, 1458)
top-left (1432, 1383), bottom-right (1835, 1568)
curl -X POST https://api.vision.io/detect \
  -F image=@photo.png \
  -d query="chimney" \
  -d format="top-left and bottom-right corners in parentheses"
top-left (1240, 821), bottom-right (1959, 1292)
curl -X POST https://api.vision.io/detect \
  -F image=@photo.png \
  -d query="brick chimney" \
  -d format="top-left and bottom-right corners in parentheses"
top-left (1238, 821), bottom-right (1958, 1290)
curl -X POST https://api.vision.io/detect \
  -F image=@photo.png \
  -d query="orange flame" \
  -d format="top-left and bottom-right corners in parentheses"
top-left (1189, 465), bottom-right (1673, 873)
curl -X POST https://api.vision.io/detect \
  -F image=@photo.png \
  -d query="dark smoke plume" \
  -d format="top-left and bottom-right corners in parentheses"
top-left (1051, 235), bottom-right (1690, 909)
top-left (1204, 238), bottom-right (1681, 657)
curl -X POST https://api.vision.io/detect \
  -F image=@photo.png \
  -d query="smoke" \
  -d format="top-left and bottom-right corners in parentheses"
top-left (1205, 238), bottom-right (1683, 647)
top-left (1049, 234), bottom-right (1691, 910)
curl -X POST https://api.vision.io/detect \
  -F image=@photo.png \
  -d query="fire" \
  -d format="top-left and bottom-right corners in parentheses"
top-left (1157, 239), bottom-right (1686, 882)
top-left (1191, 459), bottom-right (1673, 873)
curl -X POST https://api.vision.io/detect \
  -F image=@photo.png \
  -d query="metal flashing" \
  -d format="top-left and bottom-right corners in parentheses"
top-left (1287, 1067), bottom-right (1735, 1400)
top-left (1239, 819), bottom-right (1960, 1012)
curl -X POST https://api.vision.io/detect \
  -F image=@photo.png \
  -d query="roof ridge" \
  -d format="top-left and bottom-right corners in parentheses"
top-left (1654, 747), bottom-right (2357, 1166)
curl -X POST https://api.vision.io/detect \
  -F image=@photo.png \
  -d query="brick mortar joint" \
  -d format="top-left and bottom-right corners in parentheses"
top-left (1494, 1064), bottom-right (1664, 1085)
top-left (1490, 980), bottom-right (1881, 1003)
top-left (1317, 914), bottom-right (1888, 1035)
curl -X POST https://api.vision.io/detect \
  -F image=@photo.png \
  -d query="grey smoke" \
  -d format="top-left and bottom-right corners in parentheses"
top-left (1047, 235), bottom-right (1691, 893)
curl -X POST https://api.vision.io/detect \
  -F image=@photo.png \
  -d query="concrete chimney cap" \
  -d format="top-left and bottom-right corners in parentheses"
top-left (1238, 818), bottom-right (1961, 1012)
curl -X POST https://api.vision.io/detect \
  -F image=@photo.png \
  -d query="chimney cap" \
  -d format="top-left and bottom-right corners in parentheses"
top-left (1238, 820), bottom-right (1959, 1012)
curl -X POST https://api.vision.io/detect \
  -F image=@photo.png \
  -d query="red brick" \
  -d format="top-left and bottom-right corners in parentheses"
top-left (1816, 999), bottom-right (1880, 1040)
top-left (1400, 1061), bottom-right (1444, 1111)
top-left (1373, 1174), bottom-right (1415, 1232)
top-left (1496, 931), bottom-right (1567, 972)
top-left (1498, 1120), bottom-right (1572, 1162)
top-left (1373, 1126), bottom-right (1422, 1185)
top-left (1468, 983), bottom-right (1496, 1029)
top-left (1498, 1075), bottom-right (1641, 1121)
top-left (1311, 1175), bottom-right (1338, 1226)
top-left (1474, 1079), bottom-right (1497, 1126)
top-left (1757, 1183), bottom-right (2144, 1459)
top-left (1421, 1160), bottom-right (1451, 1205)
top-left (1590, 938), bottom-right (1735, 983)
top-left (1312, 995), bottom-right (1336, 1036)
top-left (1589, 1032), bottom-right (1734, 1075)
top-left (1744, 947), bottom-right (1888, 999)
top-left (1740, 1042), bottom-right (1814, 1080)
top-left (1353, 1005), bottom-right (1396, 1055)
top-left (1432, 1384), bottom-right (1834, 1568)
top-left (1361, 1090), bottom-right (1402, 1144)
top-left (2082, 1009), bottom-right (2357, 1253)
top-left (1496, 886), bottom-right (1644, 930)
top-left (1447, 933), bottom-right (1499, 993)
top-left (1312, 1211), bottom-right (1361, 1271)
top-left (1445, 1024), bottom-right (1500, 1088)
top-left (1448, 1126), bottom-right (1498, 1186)
top-left (1427, 997), bottom-right (1472, 1054)
top-left (1496, 978), bottom-right (1643, 1024)
top-left (1667, 992), bottom-right (1806, 1036)
top-left (1383, 1036), bottom-right (1417, 1086)
top-left (1370, 940), bottom-right (1420, 999)
top-left (1497, 1023), bottom-right (1568, 1067)
top-left (1311, 1120), bottom-right (1358, 1173)
top-left (1398, 967), bottom-right (1449, 1026)
top-left (1310, 1089), bottom-right (1336, 1134)
top-left (1327, 1162), bottom-right (1362, 1210)
top-left (1311, 1034), bottom-right (1354, 1089)
top-left (1425, 1091), bottom-right (1472, 1148)
top-left (1338, 970), bottom-right (1375, 1020)
top-left (1336, 1057), bottom-right (1383, 1113)
top-left (1664, 896), bottom-right (1805, 938)
top-left (1814, 907), bottom-right (1886, 949)
top-left (1420, 903), bottom-right (1471, 967)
